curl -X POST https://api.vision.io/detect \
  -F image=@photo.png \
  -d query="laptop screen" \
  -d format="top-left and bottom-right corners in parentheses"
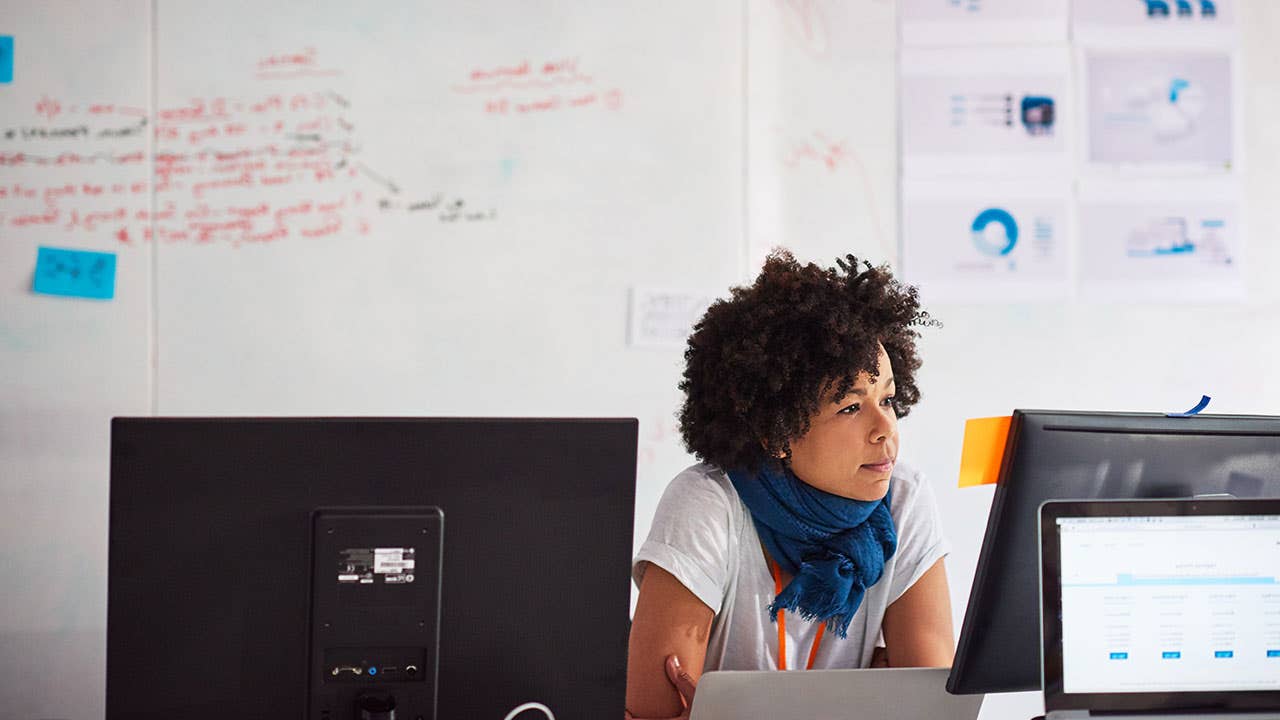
top-left (1057, 514), bottom-right (1280, 694)
top-left (1040, 499), bottom-right (1280, 714)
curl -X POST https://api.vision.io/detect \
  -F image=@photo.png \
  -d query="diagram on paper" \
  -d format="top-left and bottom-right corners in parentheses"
top-left (899, 47), bottom-right (1070, 176)
top-left (1077, 200), bottom-right (1241, 301)
top-left (901, 183), bottom-right (1070, 301)
top-left (904, 77), bottom-right (1065, 155)
top-left (1123, 215), bottom-right (1228, 260)
top-left (1085, 52), bottom-right (1233, 169)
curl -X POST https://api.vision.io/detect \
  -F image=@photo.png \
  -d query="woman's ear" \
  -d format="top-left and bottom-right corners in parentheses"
top-left (760, 438), bottom-right (788, 459)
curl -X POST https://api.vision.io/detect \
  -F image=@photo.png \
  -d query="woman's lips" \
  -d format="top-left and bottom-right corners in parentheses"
top-left (861, 459), bottom-right (894, 473)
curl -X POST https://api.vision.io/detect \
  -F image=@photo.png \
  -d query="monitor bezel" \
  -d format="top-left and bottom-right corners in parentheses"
top-left (1040, 497), bottom-right (1280, 713)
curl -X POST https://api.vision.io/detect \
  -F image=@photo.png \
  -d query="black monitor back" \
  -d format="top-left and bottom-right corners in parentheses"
top-left (107, 417), bottom-right (637, 720)
top-left (947, 410), bottom-right (1280, 695)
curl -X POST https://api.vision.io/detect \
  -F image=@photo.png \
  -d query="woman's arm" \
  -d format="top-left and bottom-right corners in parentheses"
top-left (625, 564), bottom-right (715, 718)
top-left (879, 557), bottom-right (955, 667)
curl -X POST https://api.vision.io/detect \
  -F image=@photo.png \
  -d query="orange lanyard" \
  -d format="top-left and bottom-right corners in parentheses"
top-left (770, 559), bottom-right (824, 670)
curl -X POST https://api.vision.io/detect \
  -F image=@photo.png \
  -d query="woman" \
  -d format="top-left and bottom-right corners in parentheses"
top-left (626, 250), bottom-right (954, 719)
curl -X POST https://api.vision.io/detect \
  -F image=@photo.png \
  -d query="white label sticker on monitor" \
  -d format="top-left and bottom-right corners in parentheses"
top-left (337, 547), bottom-right (417, 585)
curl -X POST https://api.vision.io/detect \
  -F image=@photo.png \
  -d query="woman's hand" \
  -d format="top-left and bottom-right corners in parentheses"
top-left (625, 655), bottom-right (699, 720)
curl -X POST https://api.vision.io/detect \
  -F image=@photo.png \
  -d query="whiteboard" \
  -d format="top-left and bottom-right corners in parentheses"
top-left (2, 2), bottom-right (743, 717)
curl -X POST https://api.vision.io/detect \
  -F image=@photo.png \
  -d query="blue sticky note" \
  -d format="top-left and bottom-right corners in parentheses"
top-left (0, 36), bottom-right (12, 84)
top-left (33, 247), bottom-right (117, 300)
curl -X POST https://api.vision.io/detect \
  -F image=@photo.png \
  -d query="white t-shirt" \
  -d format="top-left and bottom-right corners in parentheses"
top-left (633, 462), bottom-right (948, 671)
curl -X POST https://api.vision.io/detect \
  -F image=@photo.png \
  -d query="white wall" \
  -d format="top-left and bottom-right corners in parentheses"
top-left (748, 2), bottom-right (1280, 717)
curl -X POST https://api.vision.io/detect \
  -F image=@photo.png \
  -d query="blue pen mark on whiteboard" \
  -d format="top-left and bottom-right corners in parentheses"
top-left (33, 247), bottom-right (117, 300)
top-left (0, 36), bottom-right (13, 84)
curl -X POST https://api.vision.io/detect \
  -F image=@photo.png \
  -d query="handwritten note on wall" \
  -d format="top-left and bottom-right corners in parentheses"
top-left (629, 287), bottom-right (716, 348)
top-left (0, 36), bottom-right (13, 84)
top-left (1, 46), bottom-right (504, 254)
top-left (32, 246), bottom-right (117, 300)
top-left (2, 91), bottom-right (151, 247)
top-left (453, 56), bottom-right (624, 117)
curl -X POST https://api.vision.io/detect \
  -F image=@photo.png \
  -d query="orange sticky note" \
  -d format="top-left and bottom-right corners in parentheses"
top-left (958, 416), bottom-right (1011, 488)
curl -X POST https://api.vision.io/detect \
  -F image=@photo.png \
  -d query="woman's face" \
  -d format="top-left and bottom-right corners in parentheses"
top-left (787, 345), bottom-right (898, 502)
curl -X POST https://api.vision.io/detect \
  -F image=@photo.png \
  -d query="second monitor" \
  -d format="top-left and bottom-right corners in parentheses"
top-left (948, 409), bottom-right (1280, 695)
top-left (108, 417), bottom-right (637, 720)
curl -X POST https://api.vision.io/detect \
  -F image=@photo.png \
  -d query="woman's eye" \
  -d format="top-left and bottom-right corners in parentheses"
top-left (881, 396), bottom-right (896, 406)
top-left (838, 403), bottom-right (860, 415)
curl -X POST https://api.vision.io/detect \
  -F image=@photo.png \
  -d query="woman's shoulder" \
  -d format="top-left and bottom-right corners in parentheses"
top-left (662, 462), bottom-right (740, 506)
top-left (648, 463), bottom-right (747, 542)
top-left (637, 463), bottom-right (747, 603)
top-left (888, 459), bottom-right (934, 515)
top-left (890, 458), bottom-right (925, 487)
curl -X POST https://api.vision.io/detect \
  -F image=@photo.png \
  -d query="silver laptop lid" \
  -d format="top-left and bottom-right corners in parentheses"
top-left (1039, 498), bottom-right (1280, 717)
top-left (688, 667), bottom-right (983, 720)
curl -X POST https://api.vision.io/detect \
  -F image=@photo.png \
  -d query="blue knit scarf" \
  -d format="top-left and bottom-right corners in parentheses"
top-left (728, 463), bottom-right (897, 638)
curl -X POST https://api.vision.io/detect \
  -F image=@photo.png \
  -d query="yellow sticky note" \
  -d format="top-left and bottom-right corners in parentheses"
top-left (958, 416), bottom-right (1011, 488)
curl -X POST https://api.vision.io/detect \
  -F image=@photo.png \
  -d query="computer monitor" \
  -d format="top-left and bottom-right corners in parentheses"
top-left (107, 417), bottom-right (637, 720)
top-left (947, 410), bottom-right (1280, 695)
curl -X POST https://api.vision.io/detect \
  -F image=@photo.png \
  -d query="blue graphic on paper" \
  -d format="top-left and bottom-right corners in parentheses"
top-left (0, 36), bottom-right (12, 84)
top-left (1142, 0), bottom-right (1216, 19)
top-left (1033, 218), bottom-right (1054, 241)
top-left (1169, 78), bottom-right (1190, 103)
top-left (1021, 96), bottom-right (1055, 136)
top-left (32, 247), bottom-right (117, 300)
top-left (1126, 217), bottom-right (1228, 259)
top-left (1143, 0), bottom-right (1171, 17)
top-left (971, 208), bottom-right (1018, 257)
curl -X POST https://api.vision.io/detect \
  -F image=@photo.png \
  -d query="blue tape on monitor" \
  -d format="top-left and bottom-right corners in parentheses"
top-left (1166, 394), bottom-right (1211, 418)
top-left (32, 246), bottom-right (117, 300)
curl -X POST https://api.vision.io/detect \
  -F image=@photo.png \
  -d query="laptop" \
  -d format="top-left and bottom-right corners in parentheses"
top-left (688, 667), bottom-right (984, 720)
top-left (1039, 498), bottom-right (1280, 720)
